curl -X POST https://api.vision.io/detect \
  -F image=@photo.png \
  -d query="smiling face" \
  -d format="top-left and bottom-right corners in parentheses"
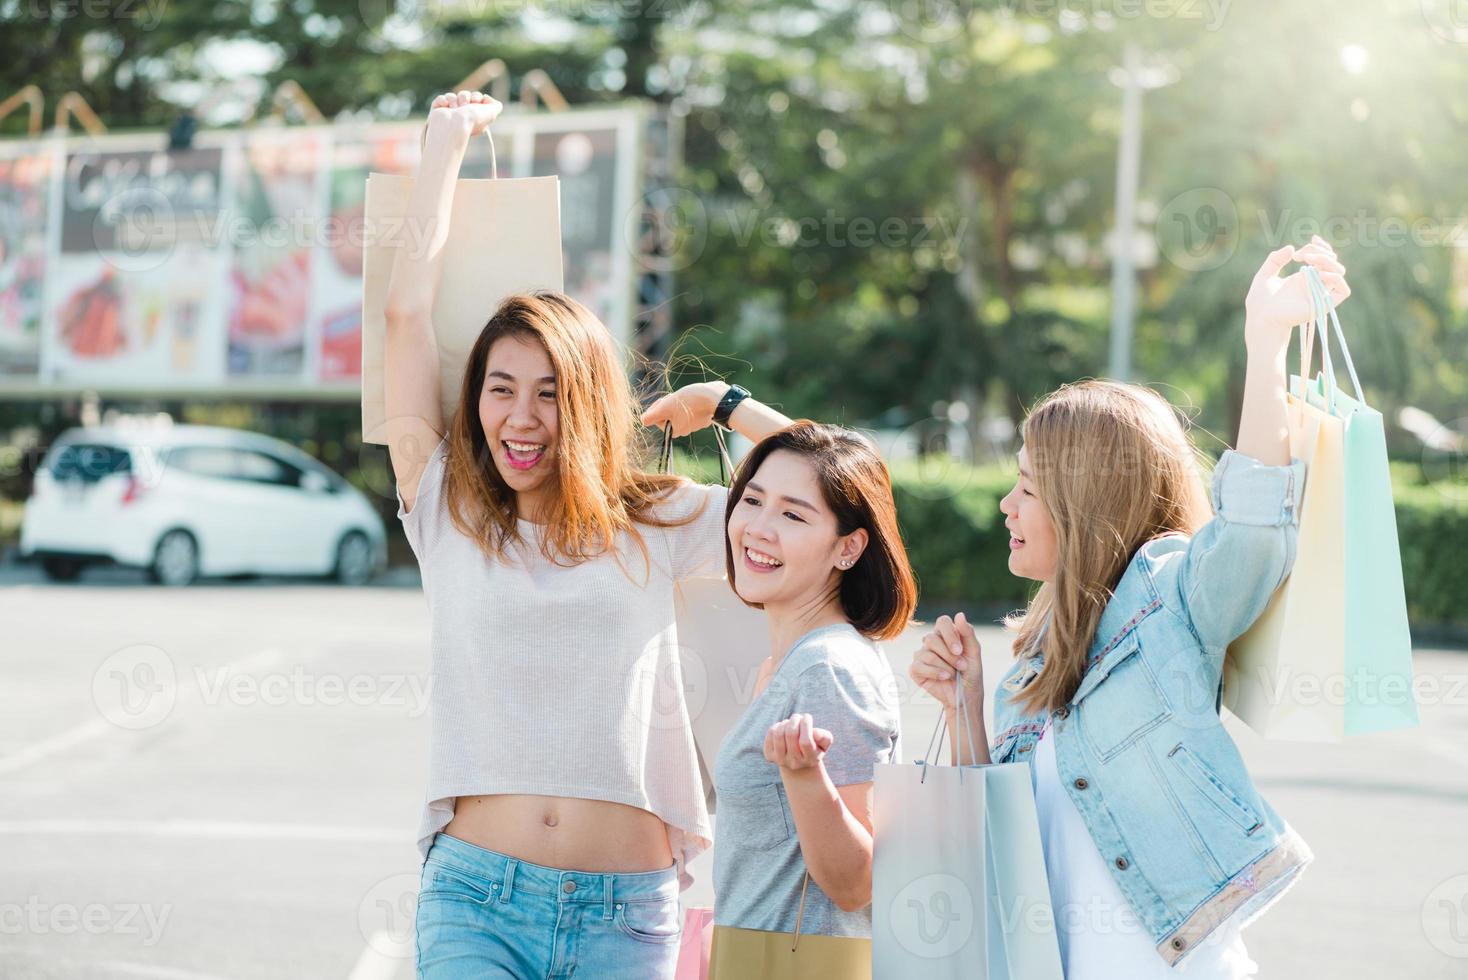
top-left (999, 445), bottom-right (1059, 583)
top-left (477, 333), bottom-right (559, 516)
top-left (726, 449), bottom-right (867, 609)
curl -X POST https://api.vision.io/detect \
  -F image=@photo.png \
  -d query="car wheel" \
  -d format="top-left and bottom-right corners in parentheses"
top-left (148, 530), bottom-right (199, 587)
top-left (333, 531), bottom-right (374, 586)
top-left (40, 556), bottom-right (85, 582)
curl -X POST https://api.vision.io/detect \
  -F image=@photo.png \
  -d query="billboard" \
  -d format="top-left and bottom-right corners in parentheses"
top-left (227, 131), bottom-right (321, 380)
top-left (0, 105), bottom-right (646, 399)
top-left (48, 140), bottom-right (229, 386)
top-left (0, 144), bottom-right (52, 377)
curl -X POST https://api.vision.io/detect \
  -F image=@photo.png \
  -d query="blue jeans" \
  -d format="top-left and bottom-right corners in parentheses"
top-left (415, 832), bottom-right (683, 979)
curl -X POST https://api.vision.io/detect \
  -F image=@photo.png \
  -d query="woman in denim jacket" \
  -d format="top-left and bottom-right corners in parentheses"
top-left (910, 238), bottom-right (1351, 976)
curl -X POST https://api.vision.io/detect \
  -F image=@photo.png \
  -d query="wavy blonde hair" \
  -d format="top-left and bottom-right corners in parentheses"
top-left (1006, 380), bottom-right (1214, 715)
top-left (442, 292), bottom-right (704, 572)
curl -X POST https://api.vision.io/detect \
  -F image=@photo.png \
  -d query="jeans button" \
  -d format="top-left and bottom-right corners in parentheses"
top-left (1115, 856), bottom-right (1128, 870)
top-left (1056, 706), bottom-right (1070, 720)
top-left (563, 880), bottom-right (577, 894)
top-left (1074, 777), bottom-right (1089, 790)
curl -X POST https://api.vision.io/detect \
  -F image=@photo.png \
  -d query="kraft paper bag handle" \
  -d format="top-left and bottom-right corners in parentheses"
top-left (421, 123), bottom-right (498, 179)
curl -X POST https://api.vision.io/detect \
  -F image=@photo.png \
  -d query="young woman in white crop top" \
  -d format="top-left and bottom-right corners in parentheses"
top-left (388, 91), bottom-right (794, 979)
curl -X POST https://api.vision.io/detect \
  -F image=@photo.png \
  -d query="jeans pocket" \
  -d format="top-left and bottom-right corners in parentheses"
top-left (614, 897), bottom-right (682, 945)
top-left (419, 862), bottom-right (499, 905)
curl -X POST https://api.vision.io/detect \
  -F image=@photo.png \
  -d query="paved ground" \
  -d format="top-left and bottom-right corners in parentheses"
top-left (0, 562), bottom-right (1465, 978)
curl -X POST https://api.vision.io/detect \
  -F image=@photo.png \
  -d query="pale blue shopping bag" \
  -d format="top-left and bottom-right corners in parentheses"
top-left (872, 678), bottom-right (1062, 979)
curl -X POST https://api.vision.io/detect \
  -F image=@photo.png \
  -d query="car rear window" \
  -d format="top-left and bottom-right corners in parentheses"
top-left (48, 443), bottom-right (132, 483)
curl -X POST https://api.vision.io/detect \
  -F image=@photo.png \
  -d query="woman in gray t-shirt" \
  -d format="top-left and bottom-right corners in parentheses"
top-left (711, 421), bottom-right (918, 939)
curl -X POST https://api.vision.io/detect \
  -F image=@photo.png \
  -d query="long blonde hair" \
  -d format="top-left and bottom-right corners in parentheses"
top-left (442, 292), bottom-right (703, 570)
top-left (1006, 380), bottom-right (1214, 715)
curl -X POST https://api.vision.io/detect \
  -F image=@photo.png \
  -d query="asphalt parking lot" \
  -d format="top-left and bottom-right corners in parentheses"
top-left (1, 562), bottom-right (1465, 979)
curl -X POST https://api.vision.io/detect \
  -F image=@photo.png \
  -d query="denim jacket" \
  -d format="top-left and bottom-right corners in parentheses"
top-left (988, 449), bottom-right (1313, 967)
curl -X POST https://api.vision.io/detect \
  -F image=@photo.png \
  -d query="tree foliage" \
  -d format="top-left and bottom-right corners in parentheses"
top-left (2, 0), bottom-right (1465, 453)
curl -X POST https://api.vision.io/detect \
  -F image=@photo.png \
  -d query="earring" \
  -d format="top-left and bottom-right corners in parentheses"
top-left (839, 559), bottom-right (852, 569)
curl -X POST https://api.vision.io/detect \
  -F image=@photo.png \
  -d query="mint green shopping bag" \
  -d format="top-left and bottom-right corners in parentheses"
top-left (1303, 268), bottom-right (1418, 736)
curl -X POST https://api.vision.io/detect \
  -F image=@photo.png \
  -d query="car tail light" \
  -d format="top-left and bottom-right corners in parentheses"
top-left (121, 475), bottom-right (147, 505)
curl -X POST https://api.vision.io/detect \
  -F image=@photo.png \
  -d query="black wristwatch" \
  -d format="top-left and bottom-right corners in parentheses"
top-left (713, 384), bottom-right (751, 429)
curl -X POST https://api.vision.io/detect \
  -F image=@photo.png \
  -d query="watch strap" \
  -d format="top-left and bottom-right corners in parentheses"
top-left (713, 384), bottom-right (750, 429)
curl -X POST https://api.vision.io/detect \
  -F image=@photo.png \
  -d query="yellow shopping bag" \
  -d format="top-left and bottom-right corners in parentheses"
top-left (1225, 301), bottom-right (1348, 740)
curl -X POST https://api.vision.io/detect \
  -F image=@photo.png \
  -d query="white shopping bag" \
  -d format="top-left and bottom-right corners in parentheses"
top-left (872, 683), bottom-right (1062, 979)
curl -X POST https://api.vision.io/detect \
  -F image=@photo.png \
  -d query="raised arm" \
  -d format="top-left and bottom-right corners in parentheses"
top-left (1236, 235), bottom-right (1349, 466)
top-left (1171, 236), bottom-right (1351, 651)
top-left (640, 381), bottom-right (794, 446)
top-left (385, 91), bottom-right (501, 514)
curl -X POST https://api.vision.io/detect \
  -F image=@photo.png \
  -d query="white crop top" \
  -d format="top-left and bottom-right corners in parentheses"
top-left (396, 432), bottom-right (729, 890)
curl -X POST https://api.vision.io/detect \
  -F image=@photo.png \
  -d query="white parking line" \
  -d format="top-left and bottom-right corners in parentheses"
top-left (0, 818), bottom-right (404, 842)
top-left (97, 962), bottom-right (233, 980)
top-left (0, 717), bottom-right (112, 777)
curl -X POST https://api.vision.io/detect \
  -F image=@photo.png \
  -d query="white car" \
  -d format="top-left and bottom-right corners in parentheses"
top-left (20, 424), bottom-right (388, 586)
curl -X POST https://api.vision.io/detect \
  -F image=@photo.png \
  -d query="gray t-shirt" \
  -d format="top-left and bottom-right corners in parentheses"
top-left (712, 622), bottom-right (901, 937)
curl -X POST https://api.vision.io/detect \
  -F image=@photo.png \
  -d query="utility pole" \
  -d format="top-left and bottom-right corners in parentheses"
top-left (1108, 43), bottom-right (1144, 382)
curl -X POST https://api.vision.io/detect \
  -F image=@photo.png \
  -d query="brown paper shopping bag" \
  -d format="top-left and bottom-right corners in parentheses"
top-left (708, 875), bottom-right (872, 980)
top-left (658, 424), bottom-right (772, 796)
top-left (360, 134), bottom-right (564, 444)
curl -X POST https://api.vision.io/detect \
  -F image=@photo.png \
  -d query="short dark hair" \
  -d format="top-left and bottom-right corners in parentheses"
top-left (724, 420), bottom-right (918, 641)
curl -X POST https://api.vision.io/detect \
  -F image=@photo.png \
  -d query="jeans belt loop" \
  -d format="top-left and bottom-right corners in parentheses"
top-left (603, 874), bottom-right (615, 920)
top-left (499, 859), bottom-right (518, 904)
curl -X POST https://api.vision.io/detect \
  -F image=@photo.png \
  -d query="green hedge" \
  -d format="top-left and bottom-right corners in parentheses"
top-left (1389, 479), bottom-right (1468, 628)
top-left (887, 458), bottom-right (1031, 609)
top-left (686, 449), bottom-right (1468, 629)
